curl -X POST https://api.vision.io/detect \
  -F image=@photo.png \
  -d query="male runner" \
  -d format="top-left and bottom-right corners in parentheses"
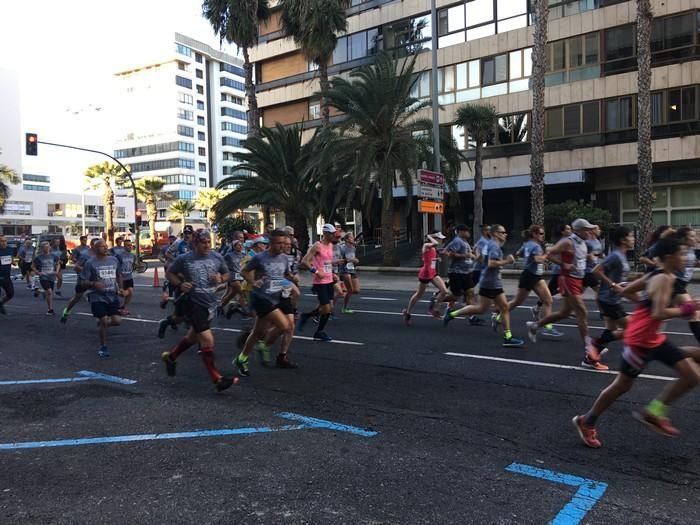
top-left (159, 235), bottom-right (178, 308)
top-left (116, 239), bottom-right (136, 315)
top-left (583, 225), bottom-right (603, 291)
top-left (573, 236), bottom-right (700, 448)
top-left (160, 229), bottom-right (235, 392)
top-left (17, 239), bottom-right (35, 289)
top-left (61, 237), bottom-right (98, 323)
top-left (80, 239), bottom-right (122, 357)
top-left (234, 229), bottom-right (298, 375)
top-left (110, 236), bottom-right (125, 257)
top-left (673, 227), bottom-right (700, 345)
top-left (49, 238), bottom-right (66, 296)
top-left (0, 235), bottom-right (16, 314)
top-left (221, 238), bottom-right (246, 318)
top-left (157, 226), bottom-right (195, 336)
top-left (532, 224), bottom-right (571, 319)
top-left (527, 218), bottom-right (604, 369)
top-left (32, 241), bottom-right (61, 315)
top-left (443, 224), bottom-right (482, 325)
top-left (471, 224), bottom-right (491, 288)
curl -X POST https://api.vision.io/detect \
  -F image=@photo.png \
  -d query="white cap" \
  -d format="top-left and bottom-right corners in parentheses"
top-left (322, 223), bottom-right (336, 233)
top-left (571, 218), bottom-right (597, 230)
top-left (432, 231), bottom-right (446, 239)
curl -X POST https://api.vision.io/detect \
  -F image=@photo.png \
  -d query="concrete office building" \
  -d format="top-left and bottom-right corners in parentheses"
top-left (251, 0), bottom-right (700, 234)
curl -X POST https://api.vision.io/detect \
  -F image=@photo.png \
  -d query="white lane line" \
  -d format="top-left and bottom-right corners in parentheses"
top-left (76, 313), bottom-right (364, 346)
top-left (552, 323), bottom-right (693, 337)
top-left (444, 352), bottom-right (674, 382)
top-left (359, 297), bottom-right (396, 301)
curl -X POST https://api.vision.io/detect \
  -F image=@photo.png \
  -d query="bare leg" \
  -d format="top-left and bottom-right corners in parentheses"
top-left (406, 282), bottom-right (428, 314)
top-left (658, 358), bottom-right (700, 405)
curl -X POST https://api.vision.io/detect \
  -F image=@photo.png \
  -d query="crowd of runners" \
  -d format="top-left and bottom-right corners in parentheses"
top-left (1, 217), bottom-right (700, 447)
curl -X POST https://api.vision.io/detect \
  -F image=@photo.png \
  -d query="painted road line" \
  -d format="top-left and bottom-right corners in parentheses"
top-left (0, 370), bottom-right (137, 386)
top-left (552, 323), bottom-right (693, 337)
top-left (505, 463), bottom-right (607, 525)
top-left (0, 412), bottom-right (377, 450)
top-left (359, 297), bottom-right (396, 301)
top-left (444, 352), bottom-right (674, 381)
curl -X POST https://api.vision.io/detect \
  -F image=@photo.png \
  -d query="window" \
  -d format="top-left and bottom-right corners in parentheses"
top-left (198, 147), bottom-right (206, 156)
top-left (221, 62), bottom-right (245, 76)
top-left (196, 69), bottom-right (203, 79)
top-left (466, 0), bottom-right (493, 27)
top-left (114, 141), bottom-right (194, 158)
top-left (199, 162), bottom-right (207, 172)
top-left (197, 116), bottom-right (205, 126)
top-left (129, 158), bottom-right (195, 173)
top-left (197, 100), bottom-right (205, 110)
top-left (564, 105), bottom-right (581, 136)
top-left (222, 137), bottom-right (243, 147)
top-left (176, 44), bottom-right (192, 57)
top-left (177, 61), bottom-right (189, 71)
top-left (177, 125), bottom-right (194, 137)
top-left (546, 33), bottom-right (600, 86)
top-left (23, 184), bottom-right (49, 192)
top-left (221, 107), bottom-right (246, 120)
top-left (195, 53), bottom-right (203, 63)
top-left (198, 132), bottom-right (205, 141)
top-left (23, 174), bottom-right (50, 183)
top-left (177, 108), bottom-right (193, 121)
top-left (309, 101), bottom-right (321, 120)
top-left (383, 15), bottom-right (432, 57)
top-left (222, 122), bottom-right (248, 133)
top-left (196, 84), bottom-right (204, 95)
top-left (350, 32), bottom-right (367, 60)
top-left (175, 76), bottom-right (192, 89)
top-left (545, 107), bottom-right (563, 138)
top-left (482, 54), bottom-right (507, 85)
top-left (495, 113), bottom-right (529, 144)
top-left (220, 77), bottom-right (245, 91)
top-left (581, 101), bottom-right (600, 133)
top-left (652, 12), bottom-right (694, 52)
top-left (651, 86), bottom-right (698, 124)
top-left (604, 25), bottom-right (635, 62)
top-left (223, 152), bottom-right (236, 161)
top-left (199, 178), bottom-right (207, 187)
top-left (606, 96), bottom-right (634, 130)
top-left (333, 37), bottom-right (348, 64)
top-left (178, 92), bottom-right (193, 105)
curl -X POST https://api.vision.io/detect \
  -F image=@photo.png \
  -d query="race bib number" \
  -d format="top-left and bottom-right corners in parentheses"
top-left (287, 255), bottom-right (296, 267)
top-left (233, 272), bottom-right (242, 281)
top-left (346, 262), bottom-right (355, 271)
top-left (323, 262), bottom-right (332, 273)
top-left (24, 255), bottom-right (33, 263)
top-left (684, 268), bottom-right (693, 281)
top-left (576, 259), bottom-right (586, 271)
top-left (99, 268), bottom-right (116, 279)
top-left (536, 263), bottom-right (544, 275)
top-left (431, 259), bottom-right (437, 270)
top-left (0, 256), bottom-right (11, 265)
top-left (268, 279), bottom-right (284, 293)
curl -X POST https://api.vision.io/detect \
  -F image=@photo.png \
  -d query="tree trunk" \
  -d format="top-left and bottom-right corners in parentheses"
top-left (208, 210), bottom-right (217, 245)
top-left (243, 47), bottom-right (260, 138)
top-left (104, 183), bottom-right (115, 247)
top-left (472, 144), bottom-right (484, 239)
top-left (288, 213), bottom-right (310, 254)
top-left (180, 215), bottom-right (186, 232)
top-left (147, 198), bottom-right (157, 250)
top-left (381, 185), bottom-right (399, 266)
top-left (529, 0), bottom-right (549, 226)
top-left (319, 60), bottom-right (330, 127)
top-left (636, 0), bottom-right (654, 264)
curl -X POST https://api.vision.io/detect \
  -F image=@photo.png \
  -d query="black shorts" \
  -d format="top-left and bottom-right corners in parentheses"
top-left (311, 283), bottom-right (335, 306)
top-left (180, 297), bottom-right (213, 333)
top-left (674, 278), bottom-right (689, 297)
top-left (598, 300), bottom-right (626, 321)
top-left (340, 271), bottom-right (358, 278)
top-left (19, 261), bottom-right (32, 276)
top-left (518, 271), bottom-right (543, 291)
top-left (251, 294), bottom-right (294, 318)
top-left (91, 299), bottom-right (120, 319)
top-left (620, 341), bottom-right (687, 378)
top-left (448, 273), bottom-right (474, 295)
top-left (548, 274), bottom-right (560, 296)
top-left (122, 279), bottom-right (134, 290)
top-left (471, 270), bottom-right (482, 286)
top-left (74, 283), bottom-right (87, 294)
top-left (583, 273), bottom-right (600, 289)
top-left (479, 287), bottom-right (504, 300)
top-left (39, 277), bottom-right (55, 291)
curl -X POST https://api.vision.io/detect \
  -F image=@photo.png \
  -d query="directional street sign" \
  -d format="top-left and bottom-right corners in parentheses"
top-left (419, 185), bottom-right (444, 200)
top-left (418, 169), bottom-right (444, 186)
top-left (419, 200), bottom-right (444, 214)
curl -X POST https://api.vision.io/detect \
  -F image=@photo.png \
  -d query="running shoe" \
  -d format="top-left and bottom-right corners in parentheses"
top-left (402, 309), bottom-right (411, 326)
top-left (530, 304), bottom-right (541, 320)
top-left (98, 346), bottom-right (110, 358)
top-left (313, 331), bottom-right (332, 342)
top-left (572, 415), bottom-right (601, 448)
top-left (585, 340), bottom-right (602, 362)
top-left (526, 321), bottom-right (538, 343)
top-left (55, 290), bottom-right (61, 297)
top-left (428, 294), bottom-right (437, 314)
top-left (443, 310), bottom-right (455, 327)
top-left (256, 342), bottom-right (271, 364)
top-left (0, 303), bottom-right (5, 315)
top-left (47, 309), bottom-right (54, 316)
top-left (468, 316), bottom-right (485, 326)
top-left (119, 308), bottom-right (130, 316)
top-left (297, 313), bottom-right (310, 332)
top-left (329, 314), bottom-right (336, 321)
top-left (581, 356), bottom-right (609, 370)
top-left (214, 376), bottom-right (235, 392)
top-left (157, 318), bottom-right (170, 339)
top-left (632, 409), bottom-right (680, 437)
top-left (490, 312), bottom-right (501, 332)
top-left (342, 308), bottom-right (355, 314)
top-left (502, 336), bottom-right (524, 348)
top-left (541, 327), bottom-right (564, 338)
top-left (60, 307), bottom-right (69, 324)
top-left (276, 353), bottom-right (298, 369)
top-left (161, 351), bottom-right (177, 377)
top-left (430, 308), bottom-right (442, 319)
top-left (234, 355), bottom-right (250, 376)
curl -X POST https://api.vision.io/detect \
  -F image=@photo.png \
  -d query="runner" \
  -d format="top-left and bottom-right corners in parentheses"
top-left (590, 226), bottom-right (635, 354)
top-left (443, 225), bottom-right (525, 347)
top-left (79, 239), bottom-right (122, 357)
top-left (673, 227), bottom-right (700, 344)
top-left (526, 218), bottom-right (604, 369)
top-left (532, 224), bottom-right (571, 319)
top-left (60, 237), bottom-right (98, 323)
top-left (221, 238), bottom-right (246, 319)
top-left (572, 236), bottom-right (700, 448)
top-left (234, 229), bottom-right (298, 375)
top-left (0, 235), bottom-right (16, 314)
top-left (110, 236), bottom-right (125, 257)
top-left (639, 225), bottom-right (674, 272)
top-left (157, 226), bottom-right (195, 336)
top-left (160, 229), bottom-right (235, 391)
top-left (443, 225), bottom-right (483, 325)
top-left (17, 238), bottom-right (35, 289)
top-left (402, 232), bottom-right (449, 325)
top-left (31, 241), bottom-right (61, 315)
top-left (297, 224), bottom-right (338, 341)
top-left (49, 238), bottom-right (66, 296)
top-left (471, 225), bottom-right (491, 290)
top-left (158, 235), bottom-right (178, 308)
top-left (116, 239), bottom-right (136, 316)
top-left (498, 225), bottom-right (562, 338)
top-left (339, 231), bottom-right (360, 314)
top-left (331, 229), bottom-right (345, 317)
top-left (583, 225), bottom-right (603, 292)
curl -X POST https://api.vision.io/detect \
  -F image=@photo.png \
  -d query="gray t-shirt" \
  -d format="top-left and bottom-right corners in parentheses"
top-left (80, 256), bottom-right (121, 303)
top-left (244, 251), bottom-right (290, 304)
top-left (446, 236), bottom-right (472, 274)
top-left (585, 238), bottom-right (603, 273)
top-left (473, 236), bottom-right (490, 271)
top-left (332, 243), bottom-right (342, 273)
top-left (597, 250), bottom-right (630, 305)
top-left (34, 253), bottom-right (59, 281)
top-left (340, 244), bottom-right (357, 274)
top-left (479, 240), bottom-right (504, 290)
top-left (168, 251), bottom-right (228, 309)
top-left (523, 240), bottom-right (544, 276)
top-left (224, 250), bottom-right (245, 280)
top-left (18, 246), bottom-right (35, 264)
top-left (117, 251), bottom-right (136, 280)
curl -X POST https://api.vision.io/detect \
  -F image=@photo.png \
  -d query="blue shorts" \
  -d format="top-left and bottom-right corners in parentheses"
top-left (91, 299), bottom-right (120, 319)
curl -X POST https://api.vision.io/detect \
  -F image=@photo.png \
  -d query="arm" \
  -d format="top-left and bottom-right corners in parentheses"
top-left (488, 255), bottom-right (514, 268)
top-left (547, 238), bottom-right (571, 267)
top-left (649, 275), bottom-right (691, 320)
top-left (301, 243), bottom-right (318, 270)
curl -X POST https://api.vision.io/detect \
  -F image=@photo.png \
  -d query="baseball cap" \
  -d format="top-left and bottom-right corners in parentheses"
top-left (183, 225), bottom-right (194, 234)
top-left (571, 218), bottom-right (597, 230)
top-left (192, 228), bottom-right (211, 243)
top-left (251, 236), bottom-right (269, 245)
top-left (322, 223), bottom-right (336, 234)
top-left (432, 231), bottom-right (446, 239)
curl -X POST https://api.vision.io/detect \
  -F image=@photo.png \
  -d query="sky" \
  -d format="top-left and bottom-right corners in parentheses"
top-left (0, 0), bottom-right (238, 189)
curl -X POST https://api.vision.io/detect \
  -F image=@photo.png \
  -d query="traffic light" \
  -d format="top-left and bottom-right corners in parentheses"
top-left (25, 133), bottom-right (38, 156)
top-left (135, 210), bottom-right (143, 227)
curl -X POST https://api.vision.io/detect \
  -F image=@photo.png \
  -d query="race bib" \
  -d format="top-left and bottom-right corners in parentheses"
top-left (536, 263), bottom-right (544, 275)
top-left (323, 262), bottom-right (332, 273)
top-left (99, 268), bottom-right (116, 279)
top-left (0, 256), bottom-right (11, 265)
top-left (24, 255), bottom-right (33, 263)
top-left (576, 259), bottom-right (586, 271)
top-left (287, 255), bottom-right (296, 267)
top-left (346, 262), bottom-right (355, 271)
top-left (684, 268), bottom-right (693, 281)
top-left (268, 279), bottom-right (284, 293)
top-left (233, 272), bottom-right (242, 281)
top-left (431, 259), bottom-right (437, 270)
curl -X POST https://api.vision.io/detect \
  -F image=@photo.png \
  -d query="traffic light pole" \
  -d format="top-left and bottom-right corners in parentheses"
top-left (36, 140), bottom-right (140, 260)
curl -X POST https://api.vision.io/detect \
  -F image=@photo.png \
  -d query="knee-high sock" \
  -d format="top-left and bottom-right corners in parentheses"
top-left (317, 313), bottom-right (330, 332)
top-left (198, 346), bottom-right (222, 382)
top-left (170, 337), bottom-right (193, 360)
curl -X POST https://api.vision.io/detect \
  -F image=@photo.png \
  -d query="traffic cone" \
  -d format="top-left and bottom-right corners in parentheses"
top-left (153, 267), bottom-right (160, 288)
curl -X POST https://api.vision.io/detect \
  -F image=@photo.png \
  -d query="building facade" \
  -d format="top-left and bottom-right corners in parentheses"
top-left (251, 0), bottom-right (700, 235)
top-left (113, 33), bottom-right (248, 231)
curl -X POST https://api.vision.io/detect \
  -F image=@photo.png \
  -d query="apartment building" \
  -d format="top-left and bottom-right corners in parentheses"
top-left (113, 33), bottom-right (248, 230)
top-left (251, 0), bottom-right (700, 234)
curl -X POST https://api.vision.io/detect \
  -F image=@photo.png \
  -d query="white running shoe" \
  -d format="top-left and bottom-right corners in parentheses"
top-left (526, 321), bottom-right (538, 343)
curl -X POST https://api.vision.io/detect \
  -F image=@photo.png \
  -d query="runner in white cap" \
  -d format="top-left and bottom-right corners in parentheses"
top-left (402, 232), bottom-right (449, 325)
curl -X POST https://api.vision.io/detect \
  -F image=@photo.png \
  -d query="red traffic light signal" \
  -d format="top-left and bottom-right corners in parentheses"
top-left (135, 210), bottom-right (143, 227)
top-left (25, 133), bottom-right (38, 156)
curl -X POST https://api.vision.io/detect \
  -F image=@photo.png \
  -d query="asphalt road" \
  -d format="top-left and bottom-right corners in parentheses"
top-left (1, 269), bottom-right (699, 524)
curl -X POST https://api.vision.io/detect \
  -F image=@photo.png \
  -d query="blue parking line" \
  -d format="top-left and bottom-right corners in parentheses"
top-left (0, 413), bottom-right (377, 450)
top-left (77, 370), bottom-right (137, 385)
top-left (505, 463), bottom-right (608, 525)
top-left (0, 370), bottom-right (137, 387)
top-left (0, 377), bottom-right (92, 386)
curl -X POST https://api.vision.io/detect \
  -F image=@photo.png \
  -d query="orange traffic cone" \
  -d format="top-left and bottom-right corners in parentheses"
top-left (153, 267), bottom-right (160, 288)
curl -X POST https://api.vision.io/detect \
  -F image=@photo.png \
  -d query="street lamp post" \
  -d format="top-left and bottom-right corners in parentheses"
top-left (430, 0), bottom-right (442, 232)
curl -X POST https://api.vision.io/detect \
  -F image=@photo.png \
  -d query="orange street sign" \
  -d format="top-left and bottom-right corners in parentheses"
top-left (419, 200), bottom-right (444, 214)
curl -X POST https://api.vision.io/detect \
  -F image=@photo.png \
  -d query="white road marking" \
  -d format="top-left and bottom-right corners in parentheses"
top-left (444, 352), bottom-right (674, 382)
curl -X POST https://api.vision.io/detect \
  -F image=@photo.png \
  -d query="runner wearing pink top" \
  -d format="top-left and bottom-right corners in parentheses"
top-left (402, 232), bottom-right (449, 325)
top-left (297, 223), bottom-right (338, 341)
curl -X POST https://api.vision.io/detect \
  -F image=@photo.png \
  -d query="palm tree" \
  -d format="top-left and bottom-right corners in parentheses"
top-left (319, 53), bottom-right (461, 266)
top-left (84, 161), bottom-right (126, 247)
top-left (169, 200), bottom-right (196, 232)
top-left (636, 0), bottom-right (654, 261)
top-left (215, 123), bottom-right (320, 250)
top-left (279, 0), bottom-right (351, 126)
top-left (455, 104), bottom-right (498, 238)
top-left (0, 164), bottom-right (20, 214)
top-left (195, 188), bottom-right (230, 239)
top-left (203, 0), bottom-right (270, 137)
top-left (134, 176), bottom-right (165, 248)
top-left (529, 0), bottom-right (549, 225)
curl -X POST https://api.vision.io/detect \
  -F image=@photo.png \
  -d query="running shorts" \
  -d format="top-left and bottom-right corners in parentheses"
top-left (122, 279), bottom-right (134, 290)
top-left (251, 295), bottom-right (293, 318)
top-left (583, 273), bottom-right (600, 289)
top-left (75, 283), bottom-right (87, 294)
top-left (39, 277), bottom-right (55, 291)
top-left (19, 261), bottom-right (32, 276)
top-left (598, 300), bottom-right (626, 321)
top-left (620, 341), bottom-right (687, 378)
top-left (91, 299), bottom-right (120, 319)
top-left (518, 271), bottom-right (543, 291)
top-left (311, 282), bottom-right (335, 306)
top-left (479, 287), bottom-right (504, 300)
top-left (558, 275), bottom-right (583, 297)
top-left (548, 274), bottom-right (560, 297)
top-left (448, 273), bottom-right (473, 295)
top-left (180, 297), bottom-right (213, 333)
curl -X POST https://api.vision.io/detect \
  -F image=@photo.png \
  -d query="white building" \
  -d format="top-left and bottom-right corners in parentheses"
top-left (113, 33), bottom-right (248, 232)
